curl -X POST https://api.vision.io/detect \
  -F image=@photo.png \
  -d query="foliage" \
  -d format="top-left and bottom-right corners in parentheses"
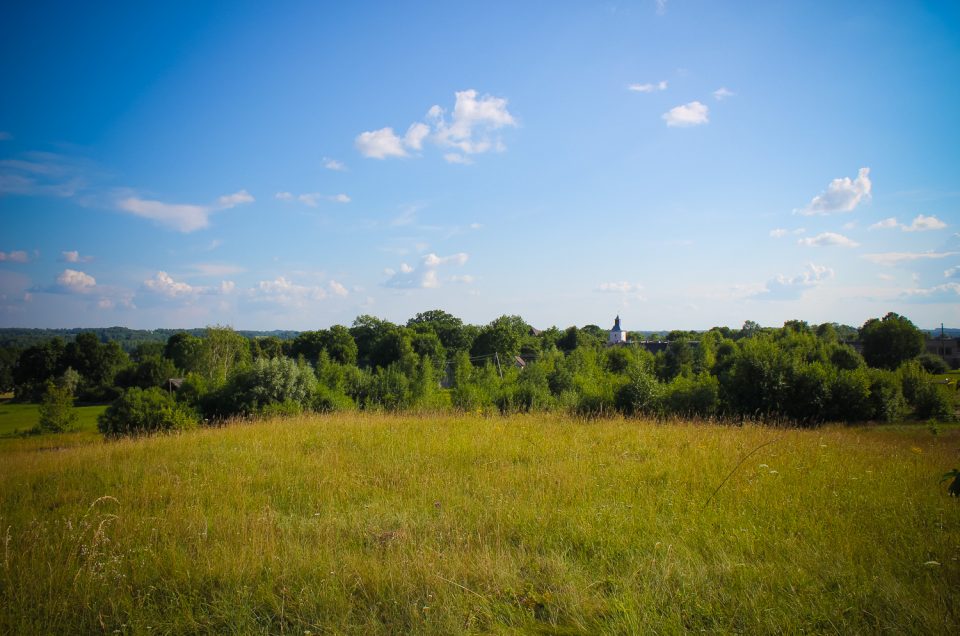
top-left (222, 357), bottom-right (317, 416)
top-left (860, 312), bottom-right (925, 370)
top-left (36, 381), bottom-right (79, 433)
top-left (97, 387), bottom-right (196, 438)
top-left (918, 352), bottom-right (950, 375)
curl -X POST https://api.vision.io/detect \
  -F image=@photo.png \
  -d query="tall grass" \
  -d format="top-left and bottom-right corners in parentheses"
top-left (1, 414), bottom-right (958, 633)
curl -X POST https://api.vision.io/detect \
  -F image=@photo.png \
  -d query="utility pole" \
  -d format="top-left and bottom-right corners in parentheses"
top-left (494, 352), bottom-right (503, 379)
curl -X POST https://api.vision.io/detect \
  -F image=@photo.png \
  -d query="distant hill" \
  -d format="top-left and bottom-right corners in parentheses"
top-left (0, 327), bottom-right (300, 351)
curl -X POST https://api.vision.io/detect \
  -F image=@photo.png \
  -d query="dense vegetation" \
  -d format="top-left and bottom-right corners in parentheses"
top-left (1, 413), bottom-right (958, 633)
top-left (0, 311), bottom-right (955, 436)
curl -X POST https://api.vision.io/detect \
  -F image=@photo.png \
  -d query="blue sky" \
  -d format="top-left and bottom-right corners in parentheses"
top-left (1, 0), bottom-right (958, 331)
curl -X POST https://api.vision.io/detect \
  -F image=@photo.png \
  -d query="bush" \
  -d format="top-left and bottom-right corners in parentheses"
top-left (867, 369), bottom-right (905, 422)
top-left (98, 387), bottom-right (197, 438)
top-left (312, 385), bottom-right (356, 412)
top-left (918, 352), bottom-right (949, 375)
top-left (616, 368), bottom-right (663, 417)
top-left (828, 368), bottom-right (873, 423)
top-left (664, 373), bottom-right (719, 419)
top-left (36, 381), bottom-right (79, 433)
top-left (225, 357), bottom-right (317, 416)
top-left (911, 382), bottom-right (955, 421)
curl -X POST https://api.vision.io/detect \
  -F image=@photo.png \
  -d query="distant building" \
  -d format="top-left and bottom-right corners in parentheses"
top-left (928, 332), bottom-right (960, 369)
top-left (608, 315), bottom-right (628, 345)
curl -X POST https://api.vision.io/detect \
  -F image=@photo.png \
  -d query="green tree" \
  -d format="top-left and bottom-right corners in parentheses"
top-left (164, 332), bottom-right (204, 373)
top-left (36, 381), bottom-right (79, 433)
top-left (859, 312), bottom-right (925, 370)
top-left (200, 326), bottom-right (252, 386)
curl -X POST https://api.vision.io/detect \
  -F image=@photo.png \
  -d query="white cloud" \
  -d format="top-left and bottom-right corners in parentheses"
top-left (753, 263), bottom-right (833, 300)
top-left (470, 222), bottom-right (483, 230)
top-left (449, 274), bottom-right (475, 284)
top-left (56, 269), bottom-right (96, 293)
top-left (797, 232), bottom-right (860, 248)
top-left (862, 251), bottom-right (959, 265)
top-left (628, 81), bottom-right (668, 93)
top-left (117, 189), bottom-right (253, 233)
top-left (443, 153), bottom-right (471, 164)
top-left (355, 127), bottom-right (408, 159)
top-left (769, 229), bottom-right (788, 238)
top-left (277, 192), bottom-right (352, 207)
top-left (869, 214), bottom-right (946, 232)
top-left (384, 252), bottom-right (469, 289)
top-left (903, 214), bottom-right (946, 232)
top-left (0, 250), bottom-right (29, 263)
top-left (945, 266), bottom-right (959, 279)
top-left (142, 271), bottom-right (236, 299)
top-left (869, 217), bottom-right (898, 230)
top-left (713, 87), bottom-right (734, 100)
top-left (656, 0), bottom-right (668, 15)
top-left (357, 89), bottom-right (517, 162)
top-left (900, 282), bottom-right (960, 303)
top-left (797, 168), bottom-right (871, 215)
top-left (143, 271), bottom-right (197, 298)
top-left (60, 250), bottom-right (93, 263)
top-left (329, 280), bottom-right (348, 297)
top-left (597, 281), bottom-right (643, 293)
top-left (662, 101), bottom-right (709, 127)
top-left (249, 276), bottom-right (328, 307)
top-left (323, 157), bottom-right (345, 171)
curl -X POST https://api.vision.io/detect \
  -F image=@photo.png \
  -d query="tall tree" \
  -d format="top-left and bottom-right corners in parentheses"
top-left (859, 312), bottom-right (925, 370)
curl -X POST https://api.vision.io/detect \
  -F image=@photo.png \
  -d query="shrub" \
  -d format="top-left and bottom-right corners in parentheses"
top-left (664, 373), bottom-right (719, 419)
top-left (616, 368), bottom-right (663, 417)
top-left (226, 357), bottom-right (317, 416)
top-left (867, 369), bottom-right (905, 422)
top-left (911, 382), bottom-right (955, 421)
top-left (36, 381), bottom-right (79, 433)
top-left (918, 352), bottom-right (949, 375)
top-left (98, 387), bottom-right (197, 438)
top-left (828, 368), bottom-right (873, 423)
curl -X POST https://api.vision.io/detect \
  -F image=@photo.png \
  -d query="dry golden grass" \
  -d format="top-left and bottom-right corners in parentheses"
top-left (2, 413), bottom-right (959, 633)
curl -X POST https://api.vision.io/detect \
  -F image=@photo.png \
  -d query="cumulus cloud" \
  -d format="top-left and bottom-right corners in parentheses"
top-left (628, 81), bottom-right (668, 93)
top-left (713, 87), bottom-right (734, 100)
top-left (903, 214), bottom-right (946, 232)
top-left (117, 189), bottom-right (254, 232)
top-left (60, 250), bottom-right (93, 263)
top-left (797, 232), bottom-right (860, 248)
top-left (329, 280), bottom-right (348, 297)
top-left (797, 168), bottom-right (871, 215)
top-left (752, 263), bottom-right (833, 300)
top-left (248, 276), bottom-right (329, 308)
top-left (869, 214), bottom-right (946, 232)
top-left (383, 252), bottom-right (469, 289)
top-left (862, 251), bottom-right (959, 266)
top-left (356, 89), bottom-right (517, 162)
top-left (0, 250), bottom-right (29, 263)
top-left (662, 101), bottom-right (709, 127)
top-left (56, 269), bottom-right (96, 293)
top-left (142, 271), bottom-right (236, 299)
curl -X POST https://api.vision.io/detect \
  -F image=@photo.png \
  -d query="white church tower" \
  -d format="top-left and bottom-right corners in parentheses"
top-left (608, 315), bottom-right (628, 344)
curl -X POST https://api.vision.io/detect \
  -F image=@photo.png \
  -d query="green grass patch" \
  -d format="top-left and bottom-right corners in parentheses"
top-left (0, 399), bottom-right (106, 438)
top-left (1, 413), bottom-right (959, 633)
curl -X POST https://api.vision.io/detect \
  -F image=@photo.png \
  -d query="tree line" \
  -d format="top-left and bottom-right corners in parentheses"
top-left (2, 311), bottom-right (955, 437)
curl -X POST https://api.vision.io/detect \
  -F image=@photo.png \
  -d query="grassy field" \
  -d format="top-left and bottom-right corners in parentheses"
top-left (1, 414), bottom-right (959, 634)
top-left (0, 398), bottom-right (107, 438)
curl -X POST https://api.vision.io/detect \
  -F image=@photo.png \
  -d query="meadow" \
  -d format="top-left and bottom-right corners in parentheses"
top-left (0, 397), bottom-right (106, 438)
top-left (1, 413), bottom-right (959, 634)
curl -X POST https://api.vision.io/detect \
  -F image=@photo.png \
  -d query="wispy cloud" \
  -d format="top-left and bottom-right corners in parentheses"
top-left (797, 168), bottom-right (871, 215)
top-left (117, 189), bottom-right (254, 233)
top-left (862, 251), bottom-right (959, 266)
top-left (713, 87), bottom-right (734, 100)
top-left (356, 89), bottom-right (517, 163)
top-left (60, 250), bottom-right (93, 263)
top-left (0, 151), bottom-right (96, 198)
top-left (247, 276), bottom-right (335, 308)
top-left (662, 101), bottom-right (709, 127)
top-left (770, 228), bottom-right (805, 238)
top-left (597, 281), bottom-right (643, 294)
top-left (383, 252), bottom-right (469, 289)
top-left (900, 282), bottom-right (960, 303)
top-left (142, 271), bottom-right (235, 299)
top-left (0, 250), bottom-right (30, 263)
top-left (322, 157), bottom-right (345, 171)
top-left (628, 81), bottom-right (667, 93)
top-left (276, 191), bottom-right (351, 207)
top-left (797, 232), bottom-right (859, 248)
